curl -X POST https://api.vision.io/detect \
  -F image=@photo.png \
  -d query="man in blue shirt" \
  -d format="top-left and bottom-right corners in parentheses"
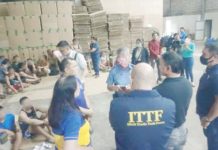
top-left (110, 63), bottom-right (175, 150)
top-left (179, 27), bottom-right (187, 44)
top-left (0, 106), bottom-right (22, 150)
top-left (107, 48), bottom-right (133, 98)
top-left (197, 41), bottom-right (218, 150)
top-left (90, 37), bottom-right (100, 78)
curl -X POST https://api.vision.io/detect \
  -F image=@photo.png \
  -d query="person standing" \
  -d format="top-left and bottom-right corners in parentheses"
top-left (131, 39), bottom-right (149, 65)
top-left (196, 42), bottom-right (218, 150)
top-left (48, 76), bottom-right (92, 150)
top-left (179, 27), bottom-right (187, 44)
top-left (107, 48), bottom-right (133, 98)
top-left (55, 40), bottom-right (87, 83)
top-left (181, 36), bottom-right (195, 87)
top-left (172, 33), bottom-right (182, 54)
top-left (156, 52), bottom-right (192, 150)
top-left (148, 32), bottom-right (162, 82)
top-left (90, 37), bottom-right (100, 78)
top-left (110, 63), bottom-right (175, 150)
top-left (72, 38), bottom-right (82, 53)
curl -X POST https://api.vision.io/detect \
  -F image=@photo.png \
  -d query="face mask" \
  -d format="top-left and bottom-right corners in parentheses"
top-left (117, 57), bottom-right (129, 68)
top-left (200, 55), bottom-right (213, 65)
top-left (136, 43), bottom-right (142, 48)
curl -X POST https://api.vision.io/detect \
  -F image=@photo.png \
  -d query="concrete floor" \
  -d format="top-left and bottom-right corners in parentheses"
top-left (1, 43), bottom-right (208, 150)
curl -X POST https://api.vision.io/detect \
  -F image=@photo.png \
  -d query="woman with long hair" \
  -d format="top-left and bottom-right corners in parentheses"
top-left (48, 76), bottom-right (92, 150)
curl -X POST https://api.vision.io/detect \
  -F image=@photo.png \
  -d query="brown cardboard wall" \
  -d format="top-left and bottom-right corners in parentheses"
top-left (0, 3), bottom-right (9, 16)
top-left (24, 1), bottom-right (41, 16)
top-left (23, 16), bottom-right (41, 32)
top-left (41, 1), bottom-right (57, 15)
top-left (7, 2), bottom-right (26, 16)
top-left (57, 1), bottom-right (73, 14)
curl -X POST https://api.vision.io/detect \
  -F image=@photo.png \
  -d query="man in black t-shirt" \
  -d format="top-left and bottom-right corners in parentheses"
top-left (197, 42), bottom-right (218, 150)
top-left (156, 52), bottom-right (192, 150)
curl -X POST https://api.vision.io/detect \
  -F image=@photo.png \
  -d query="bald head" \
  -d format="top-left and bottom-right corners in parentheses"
top-left (131, 63), bottom-right (155, 90)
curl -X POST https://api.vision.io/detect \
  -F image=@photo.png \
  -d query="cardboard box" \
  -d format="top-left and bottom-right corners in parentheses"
top-left (42, 31), bottom-right (59, 46)
top-left (19, 48), bottom-right (30, 60)
top-left (57, 1), bottom-right (73, 14)
top-left (0, 17), bottom-right (9, 48)
top-left (41, 1), bottom-right (57, 15)
top-left (59, 29), bottom-right (74, 43)
top-left (24, 1), bottom-right (41, 16)
top-left (8, 48), bottom-right (20, 60)
top-left (57, 14), bottom-right (73, 30)
top-left (23, 16), bottom-right (41, 32)
top-left (8, 31), bottom-right (26, 49)
top-left (25, 32), bottom-right (43, 48)
top-left (0, 48), bottom-right (9, 58)
top-left (7, 2), bottom-right (25, 16)
top-left (5, 16), bottom-right (25, 33)
top-left (72, 6), bottom-right (88, 14)
top-left (41, 15), bottom-right (58, 32)
top-left (0, 3), bottom-right (9, 16)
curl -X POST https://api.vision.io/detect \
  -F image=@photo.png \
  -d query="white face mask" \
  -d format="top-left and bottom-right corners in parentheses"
top-left (136, 43), bottom-right (142, 48)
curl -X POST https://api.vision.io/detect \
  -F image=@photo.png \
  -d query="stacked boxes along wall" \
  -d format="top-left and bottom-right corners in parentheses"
top-left (0, 0), bottom-right (146, 62)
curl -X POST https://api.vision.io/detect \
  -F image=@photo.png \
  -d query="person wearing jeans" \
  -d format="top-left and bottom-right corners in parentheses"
top-left (90, 37), bottom-right (100, 78)
top-left (148, 32), bottom-right (162, 82)
top-left (182, 36), bottom-right (195, 87)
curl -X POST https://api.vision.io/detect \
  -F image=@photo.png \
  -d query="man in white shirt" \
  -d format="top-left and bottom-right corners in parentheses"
top-left (54, 40), bottom-right (87, 82)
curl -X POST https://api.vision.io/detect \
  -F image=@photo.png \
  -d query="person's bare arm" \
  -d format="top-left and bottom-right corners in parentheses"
top-left (0, 128), bottom-right (15, 136)
top-left (35, 106), bottom-right (48, 114)
top-left (64, 140), bottom-right (93, 150)
top-left (107, 85), bottom-right (121, 92)
top-left (5, 76), bottom-right (17, 93)
top-left (19, 71), bottom-right (35, 79)
top-left (79, 94), bottom-right (93, 117)
top-left (15, 73), bottom-right (24, 88)
top-left (19, 111), bottom-right (44, 126)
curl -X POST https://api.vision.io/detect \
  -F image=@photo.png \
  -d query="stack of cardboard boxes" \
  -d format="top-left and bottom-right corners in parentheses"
top-left (108, 14), bottom-right (132, 54)
top-left (0, 1), bottom-right (74, 61)
top-left (73, 14), bottom-right (91, 51)
top-left (72, 6), bottom-right (88, 14)
top-left (90, 11), bottom-right (108, 52)
top-left (129, 16), bottom-right (144, 49)
top-left (82, 0), bottom-right (103, 14)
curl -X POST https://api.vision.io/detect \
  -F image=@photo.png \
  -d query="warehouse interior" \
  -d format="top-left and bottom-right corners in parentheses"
top-left (0, 0), bottom-right (217, 150)
top-left (0, 0), bottom-right (163, 61)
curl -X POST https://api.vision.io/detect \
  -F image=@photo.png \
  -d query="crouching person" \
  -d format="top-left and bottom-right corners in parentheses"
top-left (18, 97), bottom-right (54, 142)
top-left (0, 106), bottom-right (22, 150)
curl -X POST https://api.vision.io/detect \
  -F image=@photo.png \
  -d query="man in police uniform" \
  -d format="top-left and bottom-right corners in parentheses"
top-left (197, 41), bottom-right (218, 150)
top-left (109, 63), bottom-right (175, 150)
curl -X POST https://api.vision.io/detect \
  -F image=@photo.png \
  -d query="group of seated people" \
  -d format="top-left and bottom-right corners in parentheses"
top-left (0, 49), bottom-right (61, 98)
top-left (0, 56), bottom-right (93, 150)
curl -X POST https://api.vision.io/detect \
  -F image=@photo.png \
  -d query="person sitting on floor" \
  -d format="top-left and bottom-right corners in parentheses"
top-left (36, 55), bottom-right (50, 77)
top-left (18, 97), bottom-right (54, 142)
top-left (0, 59), bottom-right (10, 99)
top-left (100, 51), bottom-right (110, 72)
top-left (17, 61), bottom-right (40, 84)
top-left (11, 55), bottom-right (20, 73)
top-left (47, 50), bottom-right (60, 76)
top-left (0, 106), bottom-right (22, 150)
top-left (6, 66), bottom-right (29, 94)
